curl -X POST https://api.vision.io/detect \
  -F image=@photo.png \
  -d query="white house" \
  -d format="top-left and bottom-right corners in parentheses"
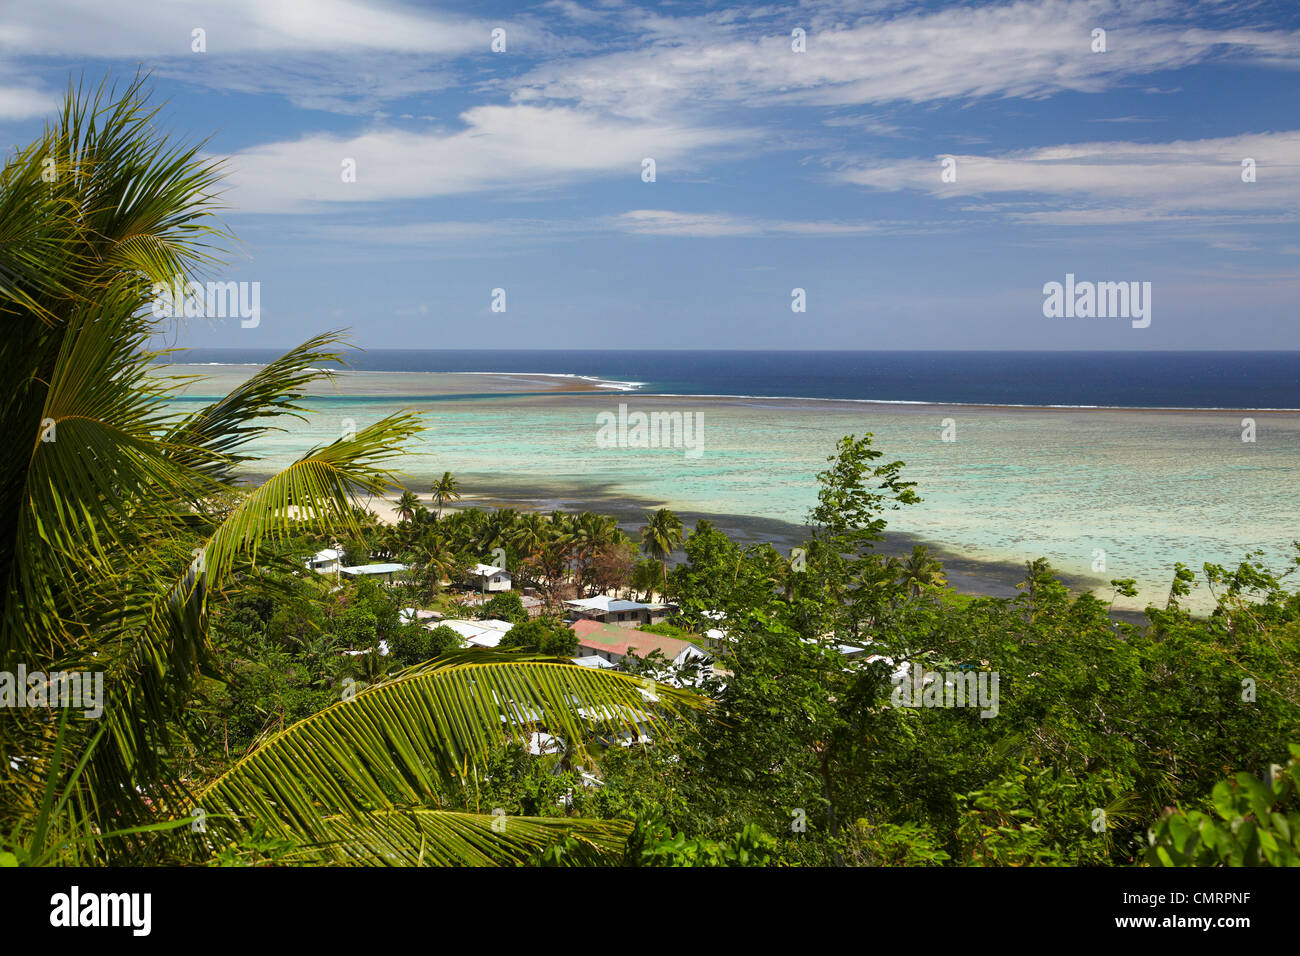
top-left (305, 548), bottom-right (342, 575)
top-left (466, 563), bottom-right (512, 592)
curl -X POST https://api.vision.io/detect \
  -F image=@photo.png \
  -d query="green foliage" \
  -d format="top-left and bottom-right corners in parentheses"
top-left (210, 825), bottom-right (303, 867)
top-left (0, 90), bottom-right (1292, 876)
top-left (387, 623), bottom-right (463, 668)
top-left (499, 616), bottom-right (578, 656)
top-left (852, 821), bottom-right (952, 866)
top-left (1146, 745), bottom-right (1300, 867)
top-left (808, 433), bottom-right (919, 549)
top-left (333, 606), bottom-right (378, 649)
top-left (955, 768), bottom-right (1134, 866)
top-left (196, 654), bottom-right (706, 864)
top-left (466, 743), bottom-right (580, 819)
top-left (639, 621), bottom-right (690, 639)
top-left (478, 591), bottom-right (527, 623)
top-left (626, 819), bottom-right (779, 867)
top-left (630, 557), bottom-right (664, 601)
top-left (640, 508), bottom-right (684, 597)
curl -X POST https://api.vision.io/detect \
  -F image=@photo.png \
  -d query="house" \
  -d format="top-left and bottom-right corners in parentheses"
top-left (440, 618), bottom-right (514, 649)
top-left (466, 563), bottom-right (512, 592)
top-left (338, 563), bottom-right (408, 585)
top-left (565, 595), bottom-right (656, 628)
top-left (570, 620), bottom-right (711, 678)
top-left (305, 548), bottom-right (342, 575)
top-left (399, 608), bottom-right (442, 624)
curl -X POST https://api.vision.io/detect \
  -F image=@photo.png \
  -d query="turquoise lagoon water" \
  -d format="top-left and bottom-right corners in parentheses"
top-left (167, 367), bottom-right (1300, 613)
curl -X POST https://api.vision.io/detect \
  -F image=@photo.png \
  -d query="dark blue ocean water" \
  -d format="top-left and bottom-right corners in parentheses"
top-left (171, 350), bottom-right (1300, 409)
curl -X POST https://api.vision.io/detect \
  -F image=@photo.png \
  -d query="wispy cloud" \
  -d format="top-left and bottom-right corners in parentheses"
top-left (614, 209), bottom-right (890, 237)
top-left (0, 0), bottom-right (543, 113)
top-left (839, 131), bottom-right (1300, 227)
top-left (223, 106), bottom-right (752, 212)
top-left (1, 0), bottom-right (497, 57)
top-left (0, 85), bottom-right (60, 119)
top-left (511, 0), bottom-right (1300, 121)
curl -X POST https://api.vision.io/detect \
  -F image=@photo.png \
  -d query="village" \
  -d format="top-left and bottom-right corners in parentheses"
top-left (303, 546), bottom-right (719, 688)
top-left (301, 527), bottom-right (915, 704)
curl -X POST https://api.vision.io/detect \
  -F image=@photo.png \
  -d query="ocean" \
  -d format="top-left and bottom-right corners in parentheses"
top-left (172, 350), bottom-right (1300, 410)
top-left (158, 350), bottom-right (1300, 613)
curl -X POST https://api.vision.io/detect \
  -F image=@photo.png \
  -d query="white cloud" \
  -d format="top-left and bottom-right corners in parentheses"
top-left (285, 210), bottom-right (906, 246)
top-left (839, 131), bottom-right (1300, 226)
top-left (0, 0), bottom-right (532, 115)
top-left (223, 105), bottom-right (751, 212)
top-left (614, 209), bottom-right (887, 237)
top-left (0, 85), bottom-right (60, 119)
top-left (0, 0), bottom-right (498, 57)
top-left (511, 0), bottom-right (1300, 121)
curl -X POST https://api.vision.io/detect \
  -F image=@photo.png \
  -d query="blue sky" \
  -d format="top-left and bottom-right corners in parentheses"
top-left (2, 0), bottom-right (1298, 350)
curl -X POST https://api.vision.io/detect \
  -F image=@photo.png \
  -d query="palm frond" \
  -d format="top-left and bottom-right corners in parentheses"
top-left (162, 332), bottom-right (351, 480)
top-left (194, 655), bottom-right (708, 863)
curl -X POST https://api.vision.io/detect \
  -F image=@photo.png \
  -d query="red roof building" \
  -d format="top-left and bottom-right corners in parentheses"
top-left (570, 619), bottom-right (704, 666)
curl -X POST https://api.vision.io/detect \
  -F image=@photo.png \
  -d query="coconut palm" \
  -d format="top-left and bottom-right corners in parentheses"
top-left (394, 490), bottom-right (421, 523)
top-left (0, 79), bottom-right (705, 867)
top-left (896, 544), bottom-right (948, 598)
top-left (511, 512), bottom-right (549, 561)
top-left (430, 471), bottom-right (460, 519)
top-left (478, 506), bottom-right (518, 557)
top-left (640, 508), bottom-right (685, 600)
top-left (632, 558), bottom-right (664, 602)
top-left (412, 528), bottom-right (460, 598)
top-left (573, 512), bottom-right (617, 594)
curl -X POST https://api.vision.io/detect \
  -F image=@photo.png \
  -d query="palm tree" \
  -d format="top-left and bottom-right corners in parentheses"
top-left (640, 508), bottom-right (684, 600)
top-left (511, 512), bottom-right (549, 562)
top-left (573, 512), bottom-right (616, 594)
top-left (896, 544), bottom-right (947, 598)
top-left (631, 558), bottom-right (664, 602)
top-left (431, 471), bottom-right (460, 519)
top-left (394, 490), bottom-right (420, 523)
top-left (0, 79), bottom-right (706, 867)
top-left (478, 506), bottom-right (518, 556)
top-left (412, 528), bottom-right (459, 599)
